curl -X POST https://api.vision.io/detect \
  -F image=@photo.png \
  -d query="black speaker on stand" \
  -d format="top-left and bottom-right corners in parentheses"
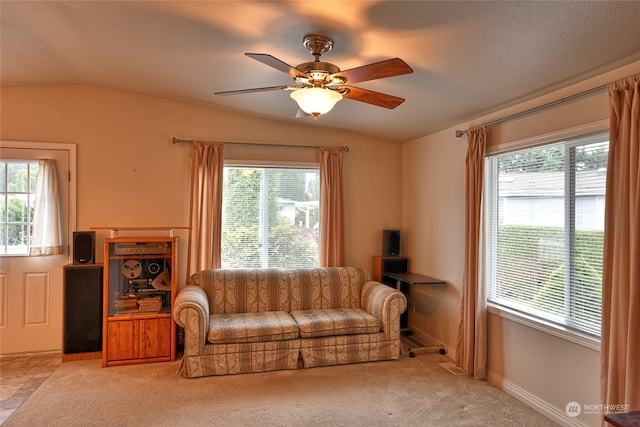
top-left (73, 231), bottom-right (95, 264)
top-left (382, 229), bottom-right (401, 256)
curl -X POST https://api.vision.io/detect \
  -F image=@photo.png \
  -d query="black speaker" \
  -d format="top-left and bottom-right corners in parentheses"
top-left (63, 264), bottom-right (103, 354)
top-left (73, 231), bottom-right (95, 264)
top-left (382, 229), bottom-right (401, 256)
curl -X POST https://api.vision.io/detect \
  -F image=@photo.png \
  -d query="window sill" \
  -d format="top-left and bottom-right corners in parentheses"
top-left (487, 303), bottom-right (600, 351)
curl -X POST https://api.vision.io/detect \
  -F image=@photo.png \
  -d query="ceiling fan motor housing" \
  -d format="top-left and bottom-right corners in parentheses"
top-left (297, 61), bottom-right (340, 75)
top-left (297, 36), bottom-right (343, 88)
top-left (303, 34), bottom-right (334, 57)
top-left (295, 61), bottom-right (344, 88)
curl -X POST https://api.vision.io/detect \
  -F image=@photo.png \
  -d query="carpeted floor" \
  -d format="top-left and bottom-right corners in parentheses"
top-left (4, 352), bottom-right (557, 426)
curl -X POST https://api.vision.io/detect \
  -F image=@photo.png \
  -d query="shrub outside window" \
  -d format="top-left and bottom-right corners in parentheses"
top-left (485, 132), bottom-right (608, 337)
top-left (221, 166), bottom-right (320, 268)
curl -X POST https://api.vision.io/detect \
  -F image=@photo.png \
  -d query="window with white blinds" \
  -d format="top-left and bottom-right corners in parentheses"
top-left (485, 132), bottom-right (608, 337)
top-left (221, 166), bottom-right (320, 268)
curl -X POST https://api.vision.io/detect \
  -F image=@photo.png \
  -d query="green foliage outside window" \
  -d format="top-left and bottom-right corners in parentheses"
top-left (533, 256), bottom-right (602, 325)
top-left (496, 224), bottom-right (603, 327)
top-left (221, 167), bottom-right (319, 268)
top-left (1, 161), bottom-right (38, 253)
top-left (498, 144), bottom-right (608, 173)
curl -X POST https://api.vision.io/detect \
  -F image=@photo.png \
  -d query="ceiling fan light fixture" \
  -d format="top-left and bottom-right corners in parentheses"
top-left (290, 87), bottom-right (342, 117)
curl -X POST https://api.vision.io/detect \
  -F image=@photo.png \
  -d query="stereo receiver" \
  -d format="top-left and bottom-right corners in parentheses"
top-left (113, 242), bottom-right (170, 256)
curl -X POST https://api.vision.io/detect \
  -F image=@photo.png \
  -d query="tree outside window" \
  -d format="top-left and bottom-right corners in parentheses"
top-left (221, 166), bottom-right (320, 268)
top-left (0, 160), bottom-right (38, 255)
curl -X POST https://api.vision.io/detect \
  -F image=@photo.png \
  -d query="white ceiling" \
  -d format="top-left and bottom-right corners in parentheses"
top-left (2, 1), bottom-right (640, 143)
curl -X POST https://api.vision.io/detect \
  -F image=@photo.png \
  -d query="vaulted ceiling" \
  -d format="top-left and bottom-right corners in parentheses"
top-left (2, 1), bottom-right (640, 142)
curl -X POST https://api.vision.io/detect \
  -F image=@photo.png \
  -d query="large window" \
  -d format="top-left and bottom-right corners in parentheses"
top-left (0, 160), bottom-right (39, 255)
top-left (485, 132), bottom-right (608, 337)
top-left (221, 166), bottom-right (320, 268)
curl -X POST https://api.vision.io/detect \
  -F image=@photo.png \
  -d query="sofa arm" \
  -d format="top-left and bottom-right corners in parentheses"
top-left (173, 286), bottom-right (210, 356)
top-left (361, 281), bottom-right (407, 340)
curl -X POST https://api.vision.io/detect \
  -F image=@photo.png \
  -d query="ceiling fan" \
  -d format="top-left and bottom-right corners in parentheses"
top-left (215, 35), bottom-right (413, 118)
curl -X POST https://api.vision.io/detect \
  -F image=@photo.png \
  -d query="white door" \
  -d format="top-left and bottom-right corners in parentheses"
top-left (0, 142), bottom-right (76, 354)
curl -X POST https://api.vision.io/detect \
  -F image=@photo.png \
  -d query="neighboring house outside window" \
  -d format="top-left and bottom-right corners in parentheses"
top-left (0, 160), bottom-right (38, 255)
top-left (221, 165), bottom-right (320, 268)
top-left (485, 132), bottom-right (608, 338)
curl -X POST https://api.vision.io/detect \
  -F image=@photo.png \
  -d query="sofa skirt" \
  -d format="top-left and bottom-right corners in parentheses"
top-left (184, 340), bottom-right (301, 377)
top-left (181, 333), bottom-right (402, 377)
top-left (298, 333), bottom-right (401, 368)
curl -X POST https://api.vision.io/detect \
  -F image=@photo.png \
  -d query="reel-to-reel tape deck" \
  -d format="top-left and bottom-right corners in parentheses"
top-left (121, 258), bottom-right (171, 293)
top-left (106, 238), bottom-right (176, 317)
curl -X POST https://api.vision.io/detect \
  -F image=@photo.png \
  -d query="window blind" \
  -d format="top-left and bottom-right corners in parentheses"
top-left (485, 132), bottom-right (608, 337)
top-left (221, 166), bottom-right (320, 268)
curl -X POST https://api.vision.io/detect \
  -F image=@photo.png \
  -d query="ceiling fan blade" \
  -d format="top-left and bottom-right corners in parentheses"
top-left (215, 85), bottom-right (292, 96)
top-left (332, 58), bottom-right (413, 84)
top-left (245, 53), bottom-right (309, 79)
top-left (341, 86), bottom-right (406, 109)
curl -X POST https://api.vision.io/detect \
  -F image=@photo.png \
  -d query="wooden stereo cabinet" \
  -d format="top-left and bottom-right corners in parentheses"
top-left (102, 237), bottom-right (177, 367)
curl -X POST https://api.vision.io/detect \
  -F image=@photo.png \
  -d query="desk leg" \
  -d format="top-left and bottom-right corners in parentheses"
top-left (397, 279), bottom-right (446, 357)
top-left (403, 334), bottom-right (447, 357)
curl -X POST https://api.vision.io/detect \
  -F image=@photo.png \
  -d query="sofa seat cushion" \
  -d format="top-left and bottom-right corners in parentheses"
top-left (290, 309), bottom-right (381, 338)
top-left (208, 311), bottom-right (299, 344)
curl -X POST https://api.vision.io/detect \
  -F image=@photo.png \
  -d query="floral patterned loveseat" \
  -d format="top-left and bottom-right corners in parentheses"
top-left (172, 267), bottom-right (407, 378)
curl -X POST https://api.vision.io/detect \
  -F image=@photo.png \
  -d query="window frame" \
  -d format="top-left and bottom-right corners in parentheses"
top-left (484, 126), bottom-right (608, 346)
top-left (0, 159), bottom-right (39, 256)
top-left (221, 160), bottom-right (321, 269)
top-left (0, 140), bottom-right (77, 260)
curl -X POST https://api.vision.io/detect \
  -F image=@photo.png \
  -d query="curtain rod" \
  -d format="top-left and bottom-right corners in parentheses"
top-left (172, 137), bottom-right (349, 152)
top-left (455, 85), bottom-right (607, 138)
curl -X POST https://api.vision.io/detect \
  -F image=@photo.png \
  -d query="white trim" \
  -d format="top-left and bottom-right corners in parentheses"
top-left (224, 159), bottom-right (319, 168)
top-left (486, 370), bottom-right (587, 427)
top-left (0, 140), bottom-right (75, 151)
top-left (488, 304), bottom-right (600, 351)
top-left (0, 140), bottom-right (77, 263)
top-left (487, 119), bottom-right (609, 155)
top-left (485, 122), bottom-right (607, 353)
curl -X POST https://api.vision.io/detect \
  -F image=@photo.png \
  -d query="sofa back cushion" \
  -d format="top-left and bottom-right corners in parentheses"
top-left (186, 267), bottom-right (369, 314)
top-left (288, 267), bottom-right (368, 311)
top-left (187, 268), bottom-right (292, 314)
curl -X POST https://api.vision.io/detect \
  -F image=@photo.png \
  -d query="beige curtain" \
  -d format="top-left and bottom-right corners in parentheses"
top-left (29, 159), bottom-right (63, 256)
top-left (187, 141), bottom-right (224, 276)
top-left (456, 126), bottom-right (487, 379)
top-left (319, 147), bottom-right (345, 267)
top-left (601, 74), bottom-right (640, 413)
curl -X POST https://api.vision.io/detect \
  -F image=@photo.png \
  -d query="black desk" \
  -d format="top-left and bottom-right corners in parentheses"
top-left (383, 271), bottom-right (447, 357)
top-left (384, 271), bottom-right (446, 287)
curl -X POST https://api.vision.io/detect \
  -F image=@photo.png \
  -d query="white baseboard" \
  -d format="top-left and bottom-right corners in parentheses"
top-left (486, 370), bottom-right (588, 427)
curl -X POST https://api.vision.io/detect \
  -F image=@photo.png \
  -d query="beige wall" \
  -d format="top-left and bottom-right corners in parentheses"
top-left (402, 60), bottom-right (640, 426)
top-left (401, 128), bottom-right (467, 351)
top-left (0, 84), bottom-right (403, 287)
